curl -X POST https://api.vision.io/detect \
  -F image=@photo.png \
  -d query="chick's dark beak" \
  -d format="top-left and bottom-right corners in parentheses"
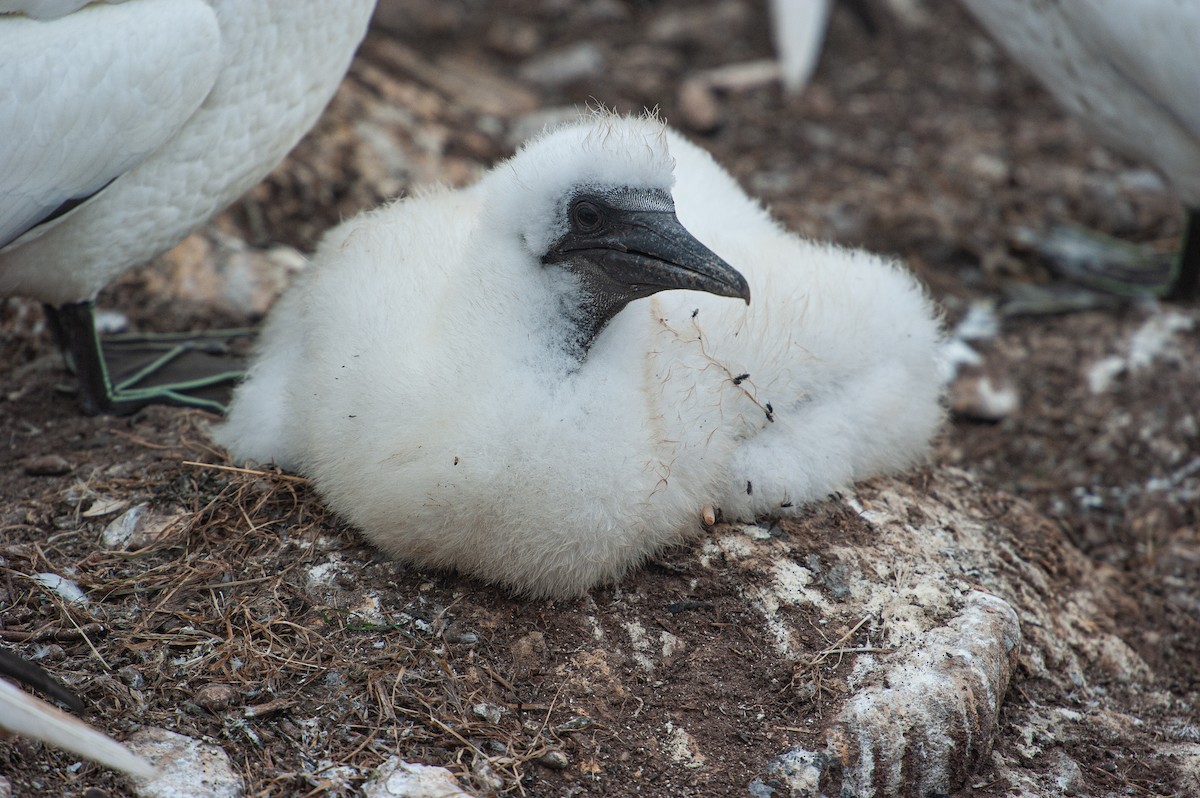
top-left (547, 207), bottom-right (751, 305)
top-left (590, 209), bottom-right (751, 304)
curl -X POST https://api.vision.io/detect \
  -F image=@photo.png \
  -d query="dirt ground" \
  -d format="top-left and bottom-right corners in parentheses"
top-left (2, 1), bottom-right (1197, 796)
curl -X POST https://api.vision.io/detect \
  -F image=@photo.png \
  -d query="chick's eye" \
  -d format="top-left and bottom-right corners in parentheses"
top-left (571, 200), bottom-right (603, 232)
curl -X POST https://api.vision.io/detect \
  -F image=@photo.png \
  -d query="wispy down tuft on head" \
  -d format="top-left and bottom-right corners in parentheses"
top-left (480, 111), bottom-right (677, 258)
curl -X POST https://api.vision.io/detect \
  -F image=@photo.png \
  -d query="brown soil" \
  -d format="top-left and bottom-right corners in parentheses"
top-left (2, 1), bottom-right (1197, 796)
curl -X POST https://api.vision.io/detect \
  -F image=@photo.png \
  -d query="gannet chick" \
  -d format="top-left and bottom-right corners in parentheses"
top-left (216, 114), bottom-right (943, 598)
top-left (961, 0), bottom-right (1200, 301)
top-left (0, 0), bottom-right (376, 414)
top-left (0, 648), bottom-right (154, 779)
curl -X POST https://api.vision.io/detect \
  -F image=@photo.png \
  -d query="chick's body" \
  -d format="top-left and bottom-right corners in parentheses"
top-left (218, 116), bottom-right (943, 597)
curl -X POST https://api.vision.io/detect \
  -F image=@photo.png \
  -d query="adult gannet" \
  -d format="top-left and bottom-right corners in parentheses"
top-left (0, 0), bottom-right (376, 414)
top-left (215, 113), bottom-right (943, 598)
top-left (961, 0), bottom-right (1200, 301)
top-left (769, 0), bottom-right (833, 91)
top-left (0, 647), bottom-right (154, 779)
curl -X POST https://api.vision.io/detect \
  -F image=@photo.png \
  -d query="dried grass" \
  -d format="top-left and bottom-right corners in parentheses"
top-left (0, 412), bottom-right (586, 794)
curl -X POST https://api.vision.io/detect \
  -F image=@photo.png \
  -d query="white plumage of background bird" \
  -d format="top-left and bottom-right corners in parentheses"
top-left (0, 0), bottom-right (376, 414)
top-left (769, 0), bottom-right (833, 92)
top-left (215, 113), bottom-right (943, 598)
top-left (960, 0), bottom-right (1200, 300)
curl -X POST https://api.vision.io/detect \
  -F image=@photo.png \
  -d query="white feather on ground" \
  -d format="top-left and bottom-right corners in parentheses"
top-left (216, 113), bottom-right (944, 598)
top-left (0, 678), bottom-right (155, 779)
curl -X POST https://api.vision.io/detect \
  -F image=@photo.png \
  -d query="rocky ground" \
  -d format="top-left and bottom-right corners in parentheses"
top-left (1, 1), bottom-right (1197, 796)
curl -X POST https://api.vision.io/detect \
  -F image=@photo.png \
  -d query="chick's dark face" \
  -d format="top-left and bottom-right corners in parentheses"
top-left (543, 187), bottom-right (751, 315)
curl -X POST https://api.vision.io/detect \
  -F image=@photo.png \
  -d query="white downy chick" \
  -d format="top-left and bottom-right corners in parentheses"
top-left (217, 113), bottom-right (943, 597)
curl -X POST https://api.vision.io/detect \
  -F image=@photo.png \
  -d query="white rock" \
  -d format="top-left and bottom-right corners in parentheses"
top-left (362, 757), bottom-right (475, 798)
top-left (828, 591), bottom-right (1021, 797)
top-left (664, 722), bottom-right (705, 769)
top-left (126, 728), bottom-right (244, 798)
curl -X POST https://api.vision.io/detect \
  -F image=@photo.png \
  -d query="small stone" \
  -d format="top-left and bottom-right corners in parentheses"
top-left (470, 757), bottom-right (504, 791)
top-left (536, 750), bottom-right (569, 770)
top-left (194, 683), bottom-right (239, 713)
top-left (485, 18), bottom-right (541, 58)
top-left (753, 747), bottom-right (829, 797)
top-left (949, 367), bottom-right (1019, 422)
top-left (518, 43), bottom-right (605, 88)
top-left (554, 715), bottom-right (592, 733)
top-left (32, 643), bottom-right (66, 663)
top-left (678, 78), bottom-right (721, 133)
top-left (24, 455), bottom-right (71, 476)
top-left (472, 702), bottom-right (503, 724)
top-left (118, 665), bottom-right (146, 690)
top-left (442, 625), bottom-right (478, 645)
top-left (362, 757), bottom-right (473, 798)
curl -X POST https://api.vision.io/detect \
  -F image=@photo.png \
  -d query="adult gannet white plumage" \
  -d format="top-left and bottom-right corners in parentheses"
top-left (0, 0), bottom-right (376, 414)
top-left (215, 113), bottom-right (943, 598)
top-left (961, 0), bottom-right (1200, 301)
top-left (0, 648), bottom-right (155, 779)
top-left (769, 0), bottom-right (833, 91)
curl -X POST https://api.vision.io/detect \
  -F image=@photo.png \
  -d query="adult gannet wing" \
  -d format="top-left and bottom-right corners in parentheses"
top-left (0, 0), bottom-right (221, 248)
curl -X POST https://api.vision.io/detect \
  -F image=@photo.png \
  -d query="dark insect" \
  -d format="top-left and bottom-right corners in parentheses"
top-left (746, 480), bottom-right (753, 495)
top-left (733, 373), bottom-right (750, 385)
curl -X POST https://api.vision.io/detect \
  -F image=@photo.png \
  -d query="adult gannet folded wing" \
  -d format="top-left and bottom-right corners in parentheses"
top-left (0, 648), bottom-right (154, 779)
top-left (216, 113), bottom-right (943, 598)
top-left (961, 0), bottom-right (1200, 301)
top-left (0, 0), bottom-right (376, 415)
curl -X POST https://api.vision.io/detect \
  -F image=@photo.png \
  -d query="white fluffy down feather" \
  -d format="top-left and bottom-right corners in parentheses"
top-left (216, 114), bottom-right (944, 598)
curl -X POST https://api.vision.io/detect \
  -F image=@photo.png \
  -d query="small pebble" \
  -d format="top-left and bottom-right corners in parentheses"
top-left (24, 455), bottom-right (71, 477)
top-left (518, 43), bottom-right (605, 88)
top-left (442, 626), bottom-right (478, 645)
top-left (471, 758), bottom-right (504, 791)
top-left (678, 78), bottom-right (721, 132)
top-left (194, 683), bottom-right (239, 713)
top-left (472, 702), bottom-right (503, 724)
top-left (118, 665), bottom-right (146, 690)
top-left (536, 750), bottom-right (569, 770)
top-left (485, 18), bottom-right (541, 57)
top-left (949, 368), bottom-right (1020, 422)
